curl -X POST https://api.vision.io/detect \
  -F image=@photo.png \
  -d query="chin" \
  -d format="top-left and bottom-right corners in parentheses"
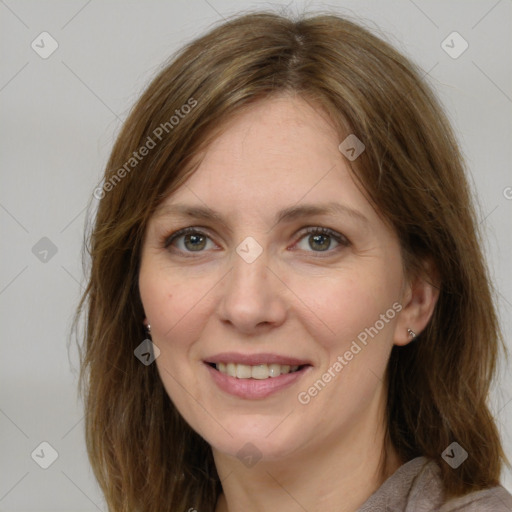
top-left (202, 418), bottom-right (306, 464)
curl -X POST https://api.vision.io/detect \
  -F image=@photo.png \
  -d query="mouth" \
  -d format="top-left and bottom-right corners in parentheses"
top-left (207, 361), bottom-right (308, 379)
top-left (203, 353), bottom-right (312, 399)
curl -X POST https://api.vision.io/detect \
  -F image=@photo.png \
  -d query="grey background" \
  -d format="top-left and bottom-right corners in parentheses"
top-left (1, 0), bottom-right (511, 510)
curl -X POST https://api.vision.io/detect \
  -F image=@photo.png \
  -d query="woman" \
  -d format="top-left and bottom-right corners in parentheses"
top-left (76, 10), bottom-right (512, 512)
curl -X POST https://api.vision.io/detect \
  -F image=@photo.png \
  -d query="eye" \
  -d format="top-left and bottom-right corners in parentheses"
top-left (163, 226), bottom-right (350, 256)
top-left (164, 227), bottom-right (216, 253)
top-left (293, 227), bottom-right (350, 254)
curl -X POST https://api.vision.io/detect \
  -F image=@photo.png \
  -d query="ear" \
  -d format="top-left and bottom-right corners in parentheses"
top-left (394, 259), bottom-right (440, 346)
top-left (142, 317), bottom-right (149, 327)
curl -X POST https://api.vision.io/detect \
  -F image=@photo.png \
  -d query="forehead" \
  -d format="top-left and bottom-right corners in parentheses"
top-left (155, 95), bottom-right (372, 217)
top-left (197, 94), bottom-right (340, 176)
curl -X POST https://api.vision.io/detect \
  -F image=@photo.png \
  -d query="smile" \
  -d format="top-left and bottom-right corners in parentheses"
top-left (212, 362), bottom-right (303, 379)
top-left (204, 354), bottom-right (312, 399)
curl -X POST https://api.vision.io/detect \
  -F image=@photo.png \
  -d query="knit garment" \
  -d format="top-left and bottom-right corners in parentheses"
top-left (357, 456), bottom-right (512, 511)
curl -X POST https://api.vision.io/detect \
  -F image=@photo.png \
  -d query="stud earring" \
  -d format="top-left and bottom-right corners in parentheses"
top-left (145, 323), bottom-right (151, 337)
top-left (407, 328), bottom-right (416, 339)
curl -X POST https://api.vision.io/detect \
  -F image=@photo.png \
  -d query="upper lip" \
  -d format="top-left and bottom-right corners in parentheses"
top-left (205, 352), bottom-right (312, 366)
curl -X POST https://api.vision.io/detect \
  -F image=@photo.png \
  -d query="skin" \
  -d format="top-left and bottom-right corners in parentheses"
top-left (138, 93), bottom-right (439, 512)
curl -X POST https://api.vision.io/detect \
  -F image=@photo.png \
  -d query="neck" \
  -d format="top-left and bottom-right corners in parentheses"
top-left (213, 392), bottom-right (402, 512)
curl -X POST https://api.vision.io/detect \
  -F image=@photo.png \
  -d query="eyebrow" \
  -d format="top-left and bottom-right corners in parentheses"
top-left (155, 201), bottom-right (369, 231)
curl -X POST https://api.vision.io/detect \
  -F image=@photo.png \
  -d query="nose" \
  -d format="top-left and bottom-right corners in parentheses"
top-left (217, 248), bottom-right (287, 334)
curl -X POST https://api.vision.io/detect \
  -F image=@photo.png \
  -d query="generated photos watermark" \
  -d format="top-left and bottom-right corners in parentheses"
top-left (298, 301), bottom-right (403, 405)
top-left (93, 97), bottom-right (198, 199)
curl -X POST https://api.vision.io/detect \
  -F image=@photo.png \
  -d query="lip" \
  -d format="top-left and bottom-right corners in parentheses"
top-left (204, 352), bottom-right (312, 366)
top-left (204, 354), bottom-right (313, 400)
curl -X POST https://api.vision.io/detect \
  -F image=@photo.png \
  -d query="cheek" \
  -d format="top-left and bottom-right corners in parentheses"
top-left (139, 263), bottom-right (209, 405)
top-left (139, 260), bottom-right (208, 340)
top-left (292, 266), bottom-right (399, 351)
top-left (138, 260), bottom-right (220, 411)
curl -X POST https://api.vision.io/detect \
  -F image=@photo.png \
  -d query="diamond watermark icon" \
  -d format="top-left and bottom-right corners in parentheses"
top-left (134, 339), bottom-right (160, 365)
top-left (236, 442), bottom-right (262, 468)
top-left (338, 134), bottom-right (365, 161)
top-left (31, 441), bottom-right (59, 469)
top-left (236, 236), bottom-right (263, 264)
top-left (441, 442), bottom-right (468, 469)
top-left (32, 237), bottom-right (58, 263)
top-left (31, 32), bottom-right (59, 59)
top-left (441, 32), bottom-right (468, 59)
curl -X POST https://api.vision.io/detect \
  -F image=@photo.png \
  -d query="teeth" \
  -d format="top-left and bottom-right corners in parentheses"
top-left (269, 363), bottom-right (283, 377)
top-left (236, 364), bottom-right (252, 379)
top-left (214, 362), bottom-right (301, 379)
top-left (226, 363), bottom-right (236, 377)
top-left (252, 364), bottom-right (269, 380)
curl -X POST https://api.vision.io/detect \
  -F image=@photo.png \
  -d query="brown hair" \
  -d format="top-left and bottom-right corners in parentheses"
top-left (75, 10), bottom-right (508, 511)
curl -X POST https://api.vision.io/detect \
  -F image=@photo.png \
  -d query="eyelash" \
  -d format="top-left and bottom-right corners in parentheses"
top-left (162, 226), bottom-right (350, 257)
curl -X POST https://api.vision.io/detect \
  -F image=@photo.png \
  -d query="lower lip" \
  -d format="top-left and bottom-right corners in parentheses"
top-left (205, 363), bottom-right (310, 399)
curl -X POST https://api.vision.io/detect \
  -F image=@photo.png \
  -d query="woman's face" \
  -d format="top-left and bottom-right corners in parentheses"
top-left (139, 94), bottom-right (410, 463)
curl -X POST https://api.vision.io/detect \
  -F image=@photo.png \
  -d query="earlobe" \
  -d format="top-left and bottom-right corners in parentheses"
top-left (142, 317), bottom-right (152, 337)
top-left (394, 261), bottom-right (440, 346)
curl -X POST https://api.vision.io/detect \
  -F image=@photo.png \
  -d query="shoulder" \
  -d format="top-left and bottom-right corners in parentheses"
top-left (439, 484), bottom-right (512, 511)
top-left (358, 456), bottom-right (512, 512)
top-left (408, 457), bottom-right (512, 512)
